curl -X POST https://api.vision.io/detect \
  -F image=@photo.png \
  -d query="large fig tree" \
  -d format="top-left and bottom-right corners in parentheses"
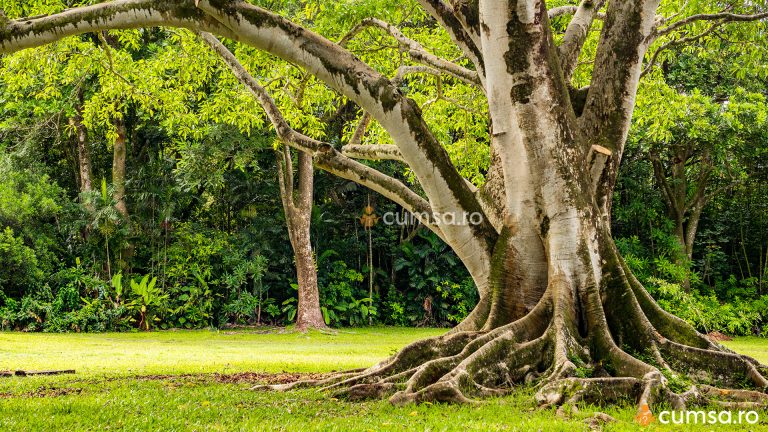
top-left (2, 0), bottom-right (768, 411)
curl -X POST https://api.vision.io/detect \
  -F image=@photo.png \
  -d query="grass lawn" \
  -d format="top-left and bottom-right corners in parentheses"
top-left (1, 328), bottom-right (766, 431)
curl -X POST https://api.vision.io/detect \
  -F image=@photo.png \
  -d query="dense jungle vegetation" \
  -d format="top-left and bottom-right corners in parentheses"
top-left (0, 0), bottom-right (766, 336)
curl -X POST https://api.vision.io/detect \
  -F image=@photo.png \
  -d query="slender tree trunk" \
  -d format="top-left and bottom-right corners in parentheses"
top-left (277, 147), bottom-right (326, 331)
top-left (71, 93), bottom-right (94, 212)
top-left (367, 225), bottom-right (373, 326)
top-left (75, 121), bottom-right (93, 194)
top-left (112, 117), bottom-right (129, 219)
top-left (651, 151), bottom-right (711, 290)
top-left (292, 209), bottom-right (324, 330)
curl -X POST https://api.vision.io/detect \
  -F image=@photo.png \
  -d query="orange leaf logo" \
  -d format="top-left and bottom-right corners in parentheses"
top-left (634, 403), bottom-right (655, 426)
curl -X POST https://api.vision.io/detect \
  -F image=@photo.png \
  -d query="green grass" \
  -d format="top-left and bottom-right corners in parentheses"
top-left (0, 328), bottom-right (766, 431)
top-left (0, 327), bottom-right (444, 375)
top-left (722, 337), bottom-right (768, 364)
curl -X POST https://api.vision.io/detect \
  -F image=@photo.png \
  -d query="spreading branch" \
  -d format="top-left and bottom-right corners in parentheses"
top-left (197, 32), bottom-right (442, 237)
top-left (393, 65), bottom-right (480, 113)
top-left (342, 144), bottom-right (404, 161)
top-left (641, 22), bottom-right (720, 77)
top-left (194, 1), bottom-right (494, 252)
top-left (0, 0), bottom-right (493, 294)
top-left (654, 11), bottom-right (768, 39)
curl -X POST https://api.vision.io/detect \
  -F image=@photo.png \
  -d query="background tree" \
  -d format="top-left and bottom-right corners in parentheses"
top-left (614, 15), bottom-right (768, 307)
top-left (632, 86), bottom-right (768, 288)
top-left (275, 145), bottom-right (325, 330)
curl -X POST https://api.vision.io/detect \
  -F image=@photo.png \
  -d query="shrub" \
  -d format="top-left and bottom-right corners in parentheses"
top-left (0, 227), bottom-right (44, 298)
top-left (646, 277), bottom-right (767, 336)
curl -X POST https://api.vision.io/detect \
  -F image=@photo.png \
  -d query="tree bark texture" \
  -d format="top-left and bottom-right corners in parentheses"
top-left (277, 147), bottom-right (326, 331)
top-left (112, 117), bottom-right (129, 219)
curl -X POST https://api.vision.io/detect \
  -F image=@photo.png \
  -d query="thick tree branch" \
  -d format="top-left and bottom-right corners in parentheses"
top-left (557, 0), bottom-right (607, 82)
top-left (393, 65), bottom-right (442, 83)
top-left (579, 0), bottom-right (661, 215)
top-left (340, 18), bottom-right (481, 87)
top-left (549, 6), bottom-right (579, 19)
top-left (548, 5), bottom-right (605, 20)
top-left (0, 1), bottom-right (238, 50)
top-left (578, 0), bottom-right (663, 221)
top-left (197, 32), bottom-right (443, 237)
top-left (580, 0), bottom-right (660, 143)
top-left (342, 144), bottom-right (404, 161)
top-left (415, 0), bottom-right (484, 79)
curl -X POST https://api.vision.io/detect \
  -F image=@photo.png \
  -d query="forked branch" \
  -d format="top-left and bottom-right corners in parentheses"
top-left (340, 17), bottom-right (481, 87)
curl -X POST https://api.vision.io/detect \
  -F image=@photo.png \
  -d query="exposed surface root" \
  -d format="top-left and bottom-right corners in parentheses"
top-left (583, 412), bottom-right (616, 431)
top-left (255, 245), bottom-right (768, 414)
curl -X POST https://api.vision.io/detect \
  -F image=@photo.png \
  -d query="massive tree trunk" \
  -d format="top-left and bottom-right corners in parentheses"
top-left (2, 0), bottom-right (766, 412)
top-left (276, 146), bottom-right (327, 331)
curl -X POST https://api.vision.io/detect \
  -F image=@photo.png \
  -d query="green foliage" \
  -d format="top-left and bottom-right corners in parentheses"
top-left (0, 155), bottom-right (69, 298)
top-left (391, 231), bottom-right (478, 326)
top-left (222, 292), bottom-right (277, 325)
top-left (0, 227), bottom-right (43, 298)
top-left (644, 277), bottom-right (768, 336)
top-left (316, 261), bottom-right (376, 327)
top-left (281, 289), bottom-right (298, 323)
top-left (127, 275), bottom-right (167, 331)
